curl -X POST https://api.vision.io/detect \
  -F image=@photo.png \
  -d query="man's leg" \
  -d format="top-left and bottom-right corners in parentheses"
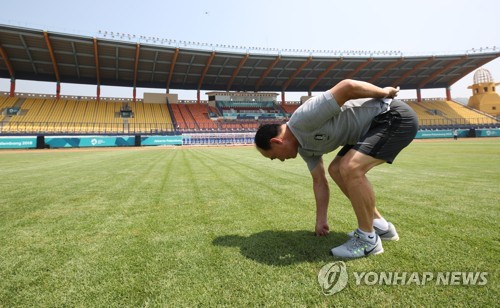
top-left (328, 155), bottom-right (349, 196)
top-left (329, 149), bottom-right (386, 258)
top-left (331, 101), bottom-right (417, 258)
top-left (329, 150), bottom-right (384, 232)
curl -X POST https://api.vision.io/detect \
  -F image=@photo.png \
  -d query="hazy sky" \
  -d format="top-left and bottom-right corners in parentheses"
top-left (1, 0), bottom-right (498, 100)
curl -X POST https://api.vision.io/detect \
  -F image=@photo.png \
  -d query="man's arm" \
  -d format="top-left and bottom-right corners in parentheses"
top-left (330, 79), bottom-right (399, 107)
top-left (310, 159), bottom-right (330, 236)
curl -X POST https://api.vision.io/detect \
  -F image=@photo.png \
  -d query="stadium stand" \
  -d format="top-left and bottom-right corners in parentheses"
top-left (185, 103), bottom-right (218, 130)
top-left (405, 99), bottom-right (498, 129)
top-left (0, 96), bottom-right (19, 122)
top-left (127, 101), bottom-right (174, 134)
top-left (169, 103), bottom-right (188, 130)
top-left (0, 95), bottom-right (176, 134)
top-left (178, 103), bottom-right (197, 130)
top-left (0, 92), bottom-right (498, 135)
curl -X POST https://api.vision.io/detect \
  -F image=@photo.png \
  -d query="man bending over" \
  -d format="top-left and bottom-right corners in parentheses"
top-left (254, 79), bottom-right (418, 258)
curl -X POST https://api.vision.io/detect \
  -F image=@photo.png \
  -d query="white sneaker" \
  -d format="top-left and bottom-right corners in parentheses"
top-left (374, 222), bottom-right (399, 241)
top-left (331, 230), bottom-right (384, 259)
top-left (347, 222), bottom-right (400, 241)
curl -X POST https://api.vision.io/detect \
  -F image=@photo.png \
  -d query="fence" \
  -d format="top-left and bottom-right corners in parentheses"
top-left (0, 120), bottom-right (285, 135)
top-left (417, 117), bottom-right (498, 129)
top-left (0, 118), bottom-right (498, 135)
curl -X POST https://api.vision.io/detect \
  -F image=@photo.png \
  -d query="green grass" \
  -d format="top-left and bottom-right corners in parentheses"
top-left (0, 139), bottom-right (498, 306)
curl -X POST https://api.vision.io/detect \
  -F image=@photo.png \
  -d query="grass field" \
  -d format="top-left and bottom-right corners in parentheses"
top-left (0, 139), bottom-right (498, 306)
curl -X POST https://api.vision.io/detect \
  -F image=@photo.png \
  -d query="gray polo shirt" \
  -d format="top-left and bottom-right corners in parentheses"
top-left (287, 91), bottom-right (390, 171)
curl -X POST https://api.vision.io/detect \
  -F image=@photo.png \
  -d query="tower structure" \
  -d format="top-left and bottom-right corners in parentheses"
top-left (468, 68), bottom-right (500, 116)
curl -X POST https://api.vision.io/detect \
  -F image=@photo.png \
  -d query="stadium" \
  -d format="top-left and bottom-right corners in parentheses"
top-left (0, 23), bottom-right (499, 147)
top-left (0, 11), bottom-right (499, 307)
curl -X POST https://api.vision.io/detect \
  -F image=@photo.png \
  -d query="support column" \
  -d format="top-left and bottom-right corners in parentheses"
top-left (197, 90), bottom-right (200, 104)
top-left (96, 85), bottom-right (101, 102)
top-left (9, 78), bottom-right (15, 97)
top-left (416, 88), bottom-right (422, 102)
top-left (446, 87), bottom-right (451, 101)
top-left (281, 91), bottom-right (285, 105)
top-left (133, 87), bottom-right (137, 102)
top-left (307, 90), bottom-right (312, 97)
top-left (56, 82), bottom-right (61, 100)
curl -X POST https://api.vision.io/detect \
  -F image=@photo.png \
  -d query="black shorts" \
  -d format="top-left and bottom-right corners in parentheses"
top-left (337, 100), bottom-right (418, 163)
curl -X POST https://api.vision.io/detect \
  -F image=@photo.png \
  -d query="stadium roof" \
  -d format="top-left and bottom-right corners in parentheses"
top-left (0, 24), bottom-right (498, 95)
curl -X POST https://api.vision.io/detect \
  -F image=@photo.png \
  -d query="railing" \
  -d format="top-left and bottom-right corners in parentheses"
top-left (418, 117), bottom-right (499, 128)
top-left (0, 122), bottom-right (176, 135)
top-left (0, 120), bottom-right (282, 135)
top-left (1, 118), bottom-right (497, 135)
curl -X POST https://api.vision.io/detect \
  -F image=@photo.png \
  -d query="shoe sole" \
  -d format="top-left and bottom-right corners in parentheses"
top-left (379, 234), bottom-right (399, 241)
top-left (371, 247), bottom-right (384, 256)
top-left (330, 240), bottom-right (385, 258)
top-left (330, 247), bottom-right (384, 258)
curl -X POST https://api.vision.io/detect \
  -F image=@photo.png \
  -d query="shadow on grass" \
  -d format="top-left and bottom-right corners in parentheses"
top-left (213, 230), bottom-right (349, 266)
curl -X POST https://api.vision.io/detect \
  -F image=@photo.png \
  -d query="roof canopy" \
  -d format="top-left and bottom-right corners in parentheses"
top-left (0, 24), bottom-right (498, 94)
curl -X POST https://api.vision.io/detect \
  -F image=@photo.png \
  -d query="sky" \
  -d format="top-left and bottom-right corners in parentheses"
top-left (0, 0), bottom-right (499, 101)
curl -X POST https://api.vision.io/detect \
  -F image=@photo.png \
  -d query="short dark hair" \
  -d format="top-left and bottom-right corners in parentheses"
top-left (254, 124), bottom-right (282, 150)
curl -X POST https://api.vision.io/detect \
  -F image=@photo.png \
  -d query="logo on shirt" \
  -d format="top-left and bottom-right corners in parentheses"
top-left (314, 134), bottom-right (329, 141)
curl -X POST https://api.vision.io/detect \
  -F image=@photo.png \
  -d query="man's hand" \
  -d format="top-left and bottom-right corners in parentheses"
top-left (330, 80), bottom-right (401, 106)
top-left (315, 221), bottom-right (330, 236)
top-left (383, 86), bottom-right (400, 98)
